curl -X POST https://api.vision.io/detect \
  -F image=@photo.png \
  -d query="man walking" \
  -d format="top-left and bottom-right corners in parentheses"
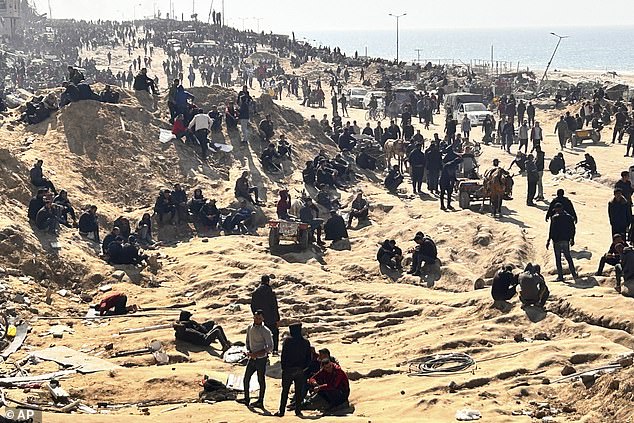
top-left (525, 154), bottom-right (538, 206)
top-left (608, 188), bottom-right (631, 239)
top-left (274, 322), bottom-right (312, 417)
top-left (237, 310), bottom-right (274, 409)
top-left (534, 146), bottom-right (545, 201)
top-left (250, 275), bottom-right (281, 354)
top-left (547, 203), bottom-right (579, 281)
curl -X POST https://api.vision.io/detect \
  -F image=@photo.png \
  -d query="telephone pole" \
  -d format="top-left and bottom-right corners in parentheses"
top-left (414, 48), bottom-right (423, 63)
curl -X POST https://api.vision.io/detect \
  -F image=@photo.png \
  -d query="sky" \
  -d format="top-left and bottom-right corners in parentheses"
top-left (32, 0), bottom-right (634, 33)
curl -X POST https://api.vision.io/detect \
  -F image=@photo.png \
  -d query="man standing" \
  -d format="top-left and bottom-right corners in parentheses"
top-left (554, 116), bottom-right (568, 150)
top-left (608, 188), bottom-right (631, 239)
top-left (534, 146), bottom-right (545, 201)
top-left (546, 189), bottom-right (577, 223)
top-left (530, 121), bottom-right (543, 153)
top-left (237, 310), bottom-right (274, 409)
top-left (408, 142), bottom-right (426, 194)
top-left (251, 275), bottom-right (280, 354)
top-left (517, 100), bottom-right (526, 126)
top-left (547, 203), bottom-right (579, 281)
top-left (525, 154), bottom-right (538, 206)
top-left (526, 101), bottom-right (536, 127)
top-left (237, 86), bottom-right (253, 144)
top-left (274, 322), bottom-right (312, 417)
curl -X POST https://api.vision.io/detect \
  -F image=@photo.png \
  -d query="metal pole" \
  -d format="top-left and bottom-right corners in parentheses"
top-left (389, 13), bottom-right (406, 64)
top-left (537, 33), bottom-right (568, 94)
top-left (222, 0), bottom-right (225, 26)
top-left (415, 48), bottom-right (423, 63)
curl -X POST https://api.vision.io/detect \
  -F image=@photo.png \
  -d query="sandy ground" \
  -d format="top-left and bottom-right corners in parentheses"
top-left (0, 41), bottom-right (632, 423)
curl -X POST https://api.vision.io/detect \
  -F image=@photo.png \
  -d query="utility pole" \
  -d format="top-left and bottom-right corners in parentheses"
top-left (537, 32), bottom-right (569, 94)
top-left (222, 0), bottom-right (225, 26)
top-left (48, 0), bottom-right (52, 18)
top-left (388, 13), bottom-right (406, 64)
top-left (415, 48), bottom-right (423, 63)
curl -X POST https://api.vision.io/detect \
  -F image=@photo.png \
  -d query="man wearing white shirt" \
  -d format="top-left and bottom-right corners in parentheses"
top-left (237, 310), bottom-right (274, 409)
top-left (188, 109), bottom-right (213, 159)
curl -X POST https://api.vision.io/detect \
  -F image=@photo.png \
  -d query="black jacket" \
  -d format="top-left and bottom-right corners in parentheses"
top-left (28, 197), bottom-right (45, 221)
top-left (35, 206), bottom-right (53, 230)
top-left (281, 326), bottom-right (312, 371)
top-left (408, 149), bottom-right (426, 167)
top-left (608, 198), bottom-right (631, 229)
top-left (546, 196), bottom-right (577, 223)
top-left (251, 284), bottom-right (280, 325)
top-left (78, 211), bottom-right (98, 233)
top-left (548, 211), bottom-right (576, 243)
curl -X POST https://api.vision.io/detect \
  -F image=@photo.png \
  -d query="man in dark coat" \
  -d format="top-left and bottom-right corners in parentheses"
top-left (408, 143), bottom-right (426, 194)
top-left (324, 210), bottom-right (348, 242)
top-left (608, 188), bottom-right (631, 238)
top-left (250, 275), bottom-right (280, 353)
top-left (274, 322), bottom-right (312, 417)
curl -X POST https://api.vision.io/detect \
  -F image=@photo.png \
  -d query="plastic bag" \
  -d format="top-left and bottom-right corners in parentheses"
top-left (159, 129), bottom-right (176, 143)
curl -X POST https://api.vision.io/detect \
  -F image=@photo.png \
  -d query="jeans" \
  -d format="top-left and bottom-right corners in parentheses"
top-left (243, 357), bottom-right (267, 403)
top-left (240, 118), bottom-right (250, 143)
top-left (278, 367), bottom-right (305, 414)
top-left (553, 241), bottom-right (576, 279)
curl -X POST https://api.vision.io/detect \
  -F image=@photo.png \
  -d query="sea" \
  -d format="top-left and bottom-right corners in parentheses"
top-left (300, 26), bottom-right (634, 73)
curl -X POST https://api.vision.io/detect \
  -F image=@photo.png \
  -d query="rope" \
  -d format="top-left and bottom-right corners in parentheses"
top-left (408, 353), bottom-right (476, 376)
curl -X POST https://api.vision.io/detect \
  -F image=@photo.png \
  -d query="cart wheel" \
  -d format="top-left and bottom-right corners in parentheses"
top-left (268, 227), bottom-right (280, 250)
top-left (592, 131), bottom-right (601, 143)
top-left (459, 191), bottom-right (471, 209)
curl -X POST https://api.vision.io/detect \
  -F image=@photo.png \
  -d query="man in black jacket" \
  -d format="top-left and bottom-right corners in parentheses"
top-left (525, 154), bottom-right (538, 206)
top-left (30, 160), bottom-right (57, 195)
top-left (408, 143), bottom-right (426, 194)
top-left (408, 232), bottom-right (438, 276)
top-left (547, 203), bottom-right (579, 281)
top-left (546, 189), bottom-right (577, 223)
top-left (534, 146), bottom-right (545, 201)
top-left (274, 322), bottom-right (312, 417)
top-left (78, 205), bottom-right (100, 243)
top-left (250, 275), bottom-right (280, 353)
top-left (491, 265), bottom-right (519, 303)
top-left (608, 188), bottom-right (631, 239)
top-left (173, 311), bottom-right (231, 351)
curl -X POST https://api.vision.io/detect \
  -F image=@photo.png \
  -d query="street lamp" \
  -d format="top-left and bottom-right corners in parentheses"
top-left (388, 12), bottom-right (406, 63)
top-left (537, 32), bottom-right (569, 93)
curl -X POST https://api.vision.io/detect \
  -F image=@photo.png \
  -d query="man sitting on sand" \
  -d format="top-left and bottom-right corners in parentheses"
top-left (491, 265), bottom-right (519, 304)
top-left (78, 205), bottom-right (100, 243)
top-left (235, 171), bottom-right (261, 205)
top-left (30, 160), bottom-right (57, 195)
top-left (307, 358), bottom-right (350, 412)
top-left (518, 264), bottom-right (549, 308)
top-left (408, 232), bottom-right (438, 276)
top-left (347, 192), bottom-right (369, 228)
top-left (95, 292), bottom-right (138, 316)
top-left (324, 210), bottom-right (348, 243)
top-left (133, 68), bottom-right (158, 94)
top-left (377, 240), bottom-right (403, 271)
top-left (596, 234), bottom-right (626, 289)
top-left (384, 165), bottom-right (404, 193)
top-left (173, 310), bottom-right (232, 352)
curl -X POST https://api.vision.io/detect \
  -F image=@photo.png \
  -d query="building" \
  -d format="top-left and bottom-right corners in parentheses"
top-left (0, 0), bottom-right (23, 39)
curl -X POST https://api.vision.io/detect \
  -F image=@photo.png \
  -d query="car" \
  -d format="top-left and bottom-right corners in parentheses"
top-left (348, 87), bottom-right (368, 108)
top-left (362, 90), bottom-right (385, 109)
top-left (455, 103), bottom-right (494, 127)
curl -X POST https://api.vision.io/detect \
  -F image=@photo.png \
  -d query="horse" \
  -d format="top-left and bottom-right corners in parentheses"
top-left (483, 168), bottom-right (513, 217)
top-left (384, 139), bottom-right (407, 173)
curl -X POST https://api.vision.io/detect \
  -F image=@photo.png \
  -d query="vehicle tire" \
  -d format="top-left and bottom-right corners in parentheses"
top-left (459, 190), bottom-right (471, 209)
top-left (268, 227), bottom-right (280, 250)
top-left (298, 228), bottom-right (310, 250)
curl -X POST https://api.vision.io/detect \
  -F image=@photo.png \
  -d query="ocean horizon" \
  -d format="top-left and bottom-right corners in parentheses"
top-left (298, 26), bottom-right (634, 74)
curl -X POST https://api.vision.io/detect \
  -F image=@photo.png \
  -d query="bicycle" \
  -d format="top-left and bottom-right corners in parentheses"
top-left (365, 107), bottom-right (384, 121)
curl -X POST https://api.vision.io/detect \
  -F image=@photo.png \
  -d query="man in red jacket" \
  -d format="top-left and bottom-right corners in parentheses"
top-left (95, 292), bottom-right (138, 316)
top-left (309, 359), bottom-right (350, 410)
